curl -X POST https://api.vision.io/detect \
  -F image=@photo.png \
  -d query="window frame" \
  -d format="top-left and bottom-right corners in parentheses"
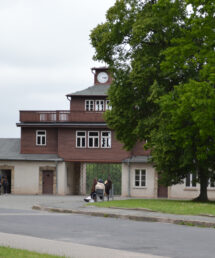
top-left (95, 100), bottom-right (104, 111)
top-left (88, 131), bottom-right (99, 148)
top-left (185, 173), bottom-right (197, 188)
top-left (106, 100), bottom-right (112, 110)
top-left (76, 131), bottom-right (86, 148)
top-left (85, 100), bottom-right (94, 111)
top-left (101, 131), bottom-right (111, 148)
top-left (36, 130), bottom-right (46, 146)
top-left (134, 169), bottom-right (146, 188)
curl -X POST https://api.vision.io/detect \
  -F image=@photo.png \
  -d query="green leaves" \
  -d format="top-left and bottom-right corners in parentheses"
top-left (90, 0), bottom-right (215, 200)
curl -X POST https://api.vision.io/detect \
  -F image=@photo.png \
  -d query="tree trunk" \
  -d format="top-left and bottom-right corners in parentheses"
top-left (193, 170), bottom-right (208, 202)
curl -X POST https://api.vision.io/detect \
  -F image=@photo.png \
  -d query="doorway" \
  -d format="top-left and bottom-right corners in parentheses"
top-left (42, 170), bottom-right (53, 194)
top-left (0, 169), bottom-right (11, 194)
top-left (158, 184), bottom-right (168, 198)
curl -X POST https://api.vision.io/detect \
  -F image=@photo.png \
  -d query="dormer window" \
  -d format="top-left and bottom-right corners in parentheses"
top-left (95, 100), bottom-right (104, 111)
top-left (85, 100), bottom-right (94, 111)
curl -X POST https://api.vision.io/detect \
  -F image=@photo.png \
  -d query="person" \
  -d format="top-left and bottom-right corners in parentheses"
top-left (95, 179), bottom-right (105, 201)
top-left (3, 176), bottom-right (8, 194)
top-left (90, 178), bottom-right (97, 200)
top-left (105, 175), bottom-right (112, 201)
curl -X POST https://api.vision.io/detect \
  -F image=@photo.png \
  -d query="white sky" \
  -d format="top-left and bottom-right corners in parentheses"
top-left (0, 0), bottom-right (116, 138)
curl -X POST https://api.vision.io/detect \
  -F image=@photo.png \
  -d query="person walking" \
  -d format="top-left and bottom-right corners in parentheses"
top-left (105, 175), bottom-right (112, 201)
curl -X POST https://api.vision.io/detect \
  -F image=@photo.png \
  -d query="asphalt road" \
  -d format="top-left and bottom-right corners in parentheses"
top-left (0, 207), bottom-right (215, 258)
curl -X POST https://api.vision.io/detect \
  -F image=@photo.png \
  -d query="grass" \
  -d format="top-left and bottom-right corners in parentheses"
top-left (88, 199), bottom-right (215, 216)
top-left (0, 246), bottom-right (67, 258)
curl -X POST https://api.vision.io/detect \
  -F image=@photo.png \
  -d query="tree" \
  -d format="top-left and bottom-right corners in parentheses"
top-left (90, 0), bottom-right (215, 201)
top-left (148, 81), bottom-right (215, 202)
top-left (90, 0), bottom-right (186, 149)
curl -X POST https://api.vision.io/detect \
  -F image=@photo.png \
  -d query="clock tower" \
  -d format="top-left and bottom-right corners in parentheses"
top-left (91, 67), bottom-right (112, 85)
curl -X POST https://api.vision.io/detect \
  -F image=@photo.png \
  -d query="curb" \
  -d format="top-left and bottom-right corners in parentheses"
top-left (32, 205), bottom-right (215, 228)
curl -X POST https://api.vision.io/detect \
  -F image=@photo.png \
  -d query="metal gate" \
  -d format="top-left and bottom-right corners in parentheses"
top-left (86, 163), bottom-right (121, 195)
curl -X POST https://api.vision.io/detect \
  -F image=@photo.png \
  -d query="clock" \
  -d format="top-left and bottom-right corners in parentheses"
top-left (97, 72), bottom-right (109, 84)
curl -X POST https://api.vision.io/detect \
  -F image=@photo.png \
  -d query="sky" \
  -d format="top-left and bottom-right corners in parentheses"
top-left (0, 0), bottom-right (116, 138)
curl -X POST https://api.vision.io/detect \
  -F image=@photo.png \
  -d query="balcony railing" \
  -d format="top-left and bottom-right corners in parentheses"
top-left (19, 110), bottom-right (105, 123)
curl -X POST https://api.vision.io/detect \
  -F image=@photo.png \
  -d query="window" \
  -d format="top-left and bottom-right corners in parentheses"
top-left (185, 173), bottom-right (197, 187)
top-left (88, 131), bottom-right (99, 148)
top-left (101, 131), bottom-right (111, 148)
top-left (209, 173), bottom-right (215, 188)
top-left (50, 113), bottom-right (57, 121)
top-left (39, 113), bottom-right (47, 121)
top-left (106, 100), bottom-right (112, 110)
top-left (36, 130), bottom-right (46, 146)
top-left (95, 100), bottom-right (104, 111)
top-left (76, 131), bottom-right (86, 148)
top-left (85, 100), bottom-right (94, 111)
top-left (135, 169), bottom-right (146, 187)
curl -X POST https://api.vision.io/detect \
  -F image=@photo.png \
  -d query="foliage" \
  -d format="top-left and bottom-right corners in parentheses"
top-left (86, 163), bottom-right (121, 195)
top-left (91, 0), bottom-right (215, 201)
top-left (91, 0), bottom-right (186, 150)
top-left (89, 198), bottom-right (215, 216)
top-left (147, 81), bottom-right (215, 201)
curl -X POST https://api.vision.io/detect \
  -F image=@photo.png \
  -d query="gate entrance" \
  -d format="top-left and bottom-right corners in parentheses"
top-left (42, 170), bottom-right (53, 194)
top-left (86, 163), bottom-right (121, 195)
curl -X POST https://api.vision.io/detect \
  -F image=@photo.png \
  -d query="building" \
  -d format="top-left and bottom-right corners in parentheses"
top-left (0, 67), bottom-right (215, 199)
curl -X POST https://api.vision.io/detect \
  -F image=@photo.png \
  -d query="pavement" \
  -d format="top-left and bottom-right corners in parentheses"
top-left (31, 195), bottom-right (215, 228)
top-left (0, 195), bottom-right (215, 258)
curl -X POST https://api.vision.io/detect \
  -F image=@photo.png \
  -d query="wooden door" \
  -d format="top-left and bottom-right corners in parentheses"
top-left (42, 170), bottom-right (53, 194)
top-left (158, 184), bottom-right (168, 198)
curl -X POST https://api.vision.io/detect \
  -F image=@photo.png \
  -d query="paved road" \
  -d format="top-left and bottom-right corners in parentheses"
top-left (0, 205), bottom-right (215, 258)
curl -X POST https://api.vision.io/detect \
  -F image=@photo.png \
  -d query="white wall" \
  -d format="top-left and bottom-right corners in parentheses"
top-left (0, 160), bottom-right (66, 195)
top-left (169, 183), bottom-right (215, 200)
top-left (122, 163), bottom-right (157, 198)
top-left (57, 162), bottom-right (67, 195)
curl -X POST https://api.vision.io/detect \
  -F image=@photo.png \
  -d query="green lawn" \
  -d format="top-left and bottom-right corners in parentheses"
top-left (0, 246), bottom-right (66, 258)
top-left (88, 199), bottom-right (215, 216)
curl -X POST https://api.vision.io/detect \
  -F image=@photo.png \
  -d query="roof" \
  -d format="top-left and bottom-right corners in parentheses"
top-left (123, 156), bottom-right (151, 163)
top-left (0, 138), bottom-right (63, 162)
top-left (67, 84), bottom-right (110, 97)
top-left (16, 122), bottom-right (107, 128)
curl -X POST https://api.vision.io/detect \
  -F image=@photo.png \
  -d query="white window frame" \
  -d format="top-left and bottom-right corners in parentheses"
top-left (95, 100), bottom-right (104, 111)
top-left (134, 169), bottom-right (146, 187)
top-left (88, 131), bottom-right (99, 148)
top-left (36, 130), bottom-right (46, 146)
top-left (106, 100), bottom-right (112, 110)
top-left (85, 100), bottom-right (94, 111)
top-left (185, 173), bottom-right (197, 188)
top-left (101, 131), bottom-right (111, 148)
top-left (76, 131), bottom-right (86, 148)
top-left (208, 173), bottom-right (215, 189)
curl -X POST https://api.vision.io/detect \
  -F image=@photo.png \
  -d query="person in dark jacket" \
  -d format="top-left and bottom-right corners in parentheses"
top-left (105, 175), bottom-right (112, 201)
top-left (2, 176), bottom-right (8, 194)
top-left (90, 178), bottom-right (97, 200)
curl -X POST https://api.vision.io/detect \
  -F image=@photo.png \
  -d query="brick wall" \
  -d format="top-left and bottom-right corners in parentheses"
top-left (21, 127), bottom-right (58, 154)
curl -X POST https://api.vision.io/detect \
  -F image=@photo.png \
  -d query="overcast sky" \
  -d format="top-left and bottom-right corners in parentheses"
top-left (0, 0), bottom-right (116, 138)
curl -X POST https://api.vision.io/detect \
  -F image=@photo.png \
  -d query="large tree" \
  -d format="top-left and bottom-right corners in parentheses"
top-left (148, 81), bottom-right (215, 202)
top-left (91, 0), bottom-right (186, 149)
top-left (90, 0), bottom-right (215, 201)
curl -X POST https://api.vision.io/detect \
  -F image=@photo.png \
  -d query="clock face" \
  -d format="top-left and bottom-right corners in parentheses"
top-left (97, 72), bottom-right (109, 84)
